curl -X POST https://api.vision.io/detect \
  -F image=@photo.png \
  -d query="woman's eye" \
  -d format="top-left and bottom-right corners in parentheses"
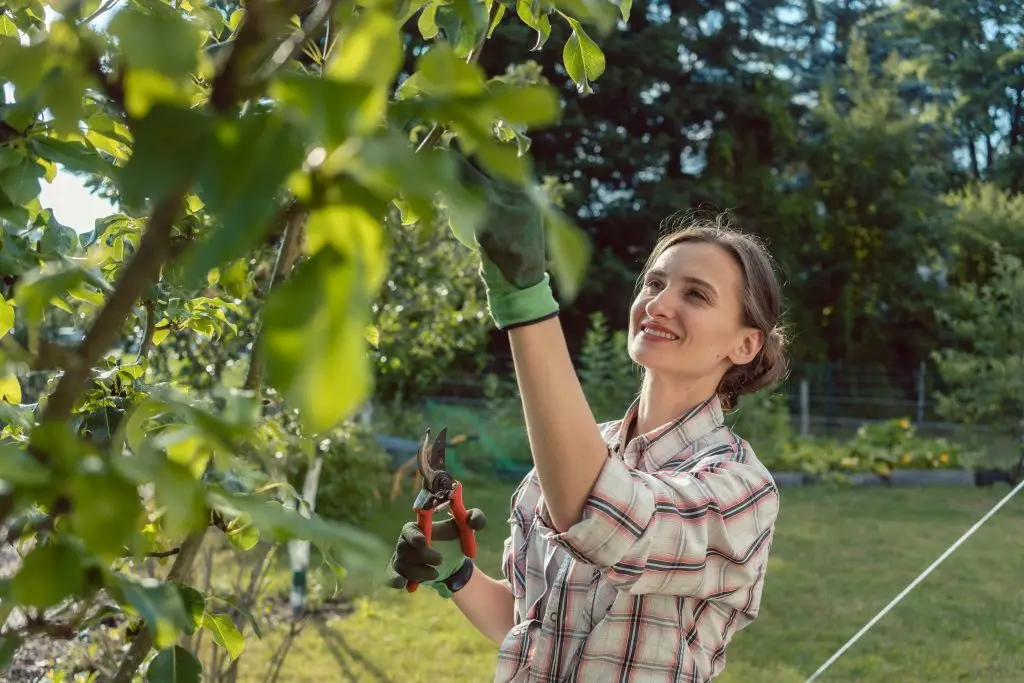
top-left (687, 289), bottom-right (708, 302)
top-left (645, 279), bottom-right (663, 290)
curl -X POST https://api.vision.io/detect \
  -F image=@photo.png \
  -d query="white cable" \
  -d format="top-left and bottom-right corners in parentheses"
top-left (804, 476), bottom-right (1024, 683)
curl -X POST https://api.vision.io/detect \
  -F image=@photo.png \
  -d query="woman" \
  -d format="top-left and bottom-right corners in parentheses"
top-left (386, 173), bottom-right (788, 682)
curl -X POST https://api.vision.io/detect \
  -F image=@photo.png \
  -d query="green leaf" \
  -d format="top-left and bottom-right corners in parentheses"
top-left (115, 449), bottom-right (206, 540)
top-left (488, 84), bottom-right (561, 127)
top-left (561, 15), bottom-right (605, 94)
top-left (225, 522), bottom-right (259, 551)
top-left (327, 10), bottom-right (402, 87)
top-left (0, 41), bottom-right (49, 95)
top-left (13, 263), bottom-right (89, 326)
top-left (200, 612), bottom-right (244, 660)
top-left (303, 203), bottom-right (388, 291)
top-left (0, 158), bottom-right (44, 206)
top-left (0, 443), bottom-right (49, 486)
top-left (31, 138), bottom-right (116, 178)
top-left (145, 645), bottom-right (202, 683)
top-left (207, 489), bottom-right (385, 560)
top-left (417, 1), bottom-right (440, 38)
top-left (118, 104), bottom-right (213, 209)
top-left (516, 0), bottom-right (552, 50)
top-left (175, 584), bottom-right (206, 635)
top-left (416, 43), bottom-right (487, 97)
top-left (107, 573), bottom-right (191, 650)
top-left (0, 15), bottom-right (17, 37)
top-left (68, 466), bottom-right (143, 558)
top-left (270, 74), bottom-right (381, 146)
top-left (108, 5), bottom-right (203, 80)
top-left (0, 294), bottom-right (13, 339)
top-left (544, 205), bottom-right (591, 302)
top-left (123, 68), bottom-right (197, 119)
top-left (11, 541), bottom-right (87, 608)
top-left (263, 246), bottom-right (372, 433)
top-left (39, 218), bottom-right (78, 257)
top-left (181, 113), bottom-right (305, 283)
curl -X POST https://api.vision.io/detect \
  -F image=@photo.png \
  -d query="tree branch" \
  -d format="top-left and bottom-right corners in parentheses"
top-left (244, 205), bottom-right (306, 393)
top-left (138, 299), bottom-right (157, 361)
top-left (107, 529), bottom-right (207, 683)
top-left (42, 0), bottom-right (282, 423)
top-left (42, 190), bottom-right (185, 422)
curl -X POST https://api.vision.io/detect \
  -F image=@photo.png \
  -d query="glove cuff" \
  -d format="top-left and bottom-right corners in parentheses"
top-left (430, 557), bottom-right (474, 599)
top-left (485, 272), bottom-right (560, 331)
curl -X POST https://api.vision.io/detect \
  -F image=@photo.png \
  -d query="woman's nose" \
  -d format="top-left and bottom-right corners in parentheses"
top-left (644, 288), bottom-right (674, 319)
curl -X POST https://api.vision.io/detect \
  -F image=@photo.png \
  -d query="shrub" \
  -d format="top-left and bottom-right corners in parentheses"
top-left (287, 423), bottom-right (392, 524)
top-left (578, 312), bottom-right (640, 422)
top-left (725, 390), bottom-right (793, 462)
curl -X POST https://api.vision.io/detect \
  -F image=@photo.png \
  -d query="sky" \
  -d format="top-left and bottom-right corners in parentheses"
top-left (39, 172), bottom-right (117, 234)
top-left (12, 3), bottom-right (121, 234)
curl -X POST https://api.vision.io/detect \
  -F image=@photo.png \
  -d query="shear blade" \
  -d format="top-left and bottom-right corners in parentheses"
top-left (416, 426), bottom-right (448, 491)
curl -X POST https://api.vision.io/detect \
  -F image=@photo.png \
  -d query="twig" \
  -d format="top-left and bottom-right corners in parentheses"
top-left (81, 0), bottom-right (120, 25)
top-left (138, 300), bottom-right (157, 361)
top-left (107, 529), bottom-right (207, 683)
top-left (415, 4), bottom-right (494, 154)
top-left (244, 205), bottom-right (306, 393)
top-left (263, 0), bottom-right (339, 76)
top-left (145, 547), bottom-right (181, 558)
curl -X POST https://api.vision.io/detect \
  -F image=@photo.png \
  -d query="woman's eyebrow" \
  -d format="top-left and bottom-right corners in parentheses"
top-left (681, 276), bottom-right (717, 294)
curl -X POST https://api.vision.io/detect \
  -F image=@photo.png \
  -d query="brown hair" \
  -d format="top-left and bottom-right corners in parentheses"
top-left (638, 209), bottom-right (790, 410)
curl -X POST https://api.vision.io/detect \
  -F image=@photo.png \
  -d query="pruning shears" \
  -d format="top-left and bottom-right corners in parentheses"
top-left (407, 426), bottom-right (477, 593)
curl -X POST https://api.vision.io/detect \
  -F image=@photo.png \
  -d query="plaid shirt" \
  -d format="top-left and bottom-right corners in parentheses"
top-left (495, 395), bottom-right (780, 683)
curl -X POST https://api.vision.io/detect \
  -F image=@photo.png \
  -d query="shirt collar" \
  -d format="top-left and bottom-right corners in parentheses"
top-left (610, 393), bottom-right (725, 469)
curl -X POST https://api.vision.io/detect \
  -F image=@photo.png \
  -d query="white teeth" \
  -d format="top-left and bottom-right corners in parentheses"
top-left (642, 327), bottom-right (678, 340)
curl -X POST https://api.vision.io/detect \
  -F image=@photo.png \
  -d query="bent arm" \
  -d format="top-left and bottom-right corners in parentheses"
top-left (452, 567), bottom-right (515, 645)
top-left (541, 454), bottom-right (779, 600)
top-left (508, 317), bottom-right (610, 532)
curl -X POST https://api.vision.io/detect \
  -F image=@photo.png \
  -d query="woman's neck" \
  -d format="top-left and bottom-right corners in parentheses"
top-left (634, 373), bottom-right (718, 437)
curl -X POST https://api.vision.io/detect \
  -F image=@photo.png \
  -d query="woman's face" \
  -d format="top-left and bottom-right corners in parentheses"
top-left (628, 241), bottom-right (763, 385)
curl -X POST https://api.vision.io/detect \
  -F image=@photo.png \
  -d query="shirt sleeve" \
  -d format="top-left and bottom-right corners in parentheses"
top-left (536, 452), bottom-right (779, 600)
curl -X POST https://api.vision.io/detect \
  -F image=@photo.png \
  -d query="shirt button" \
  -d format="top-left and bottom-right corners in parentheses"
top-left (548, 612), bottom-right (558, 622)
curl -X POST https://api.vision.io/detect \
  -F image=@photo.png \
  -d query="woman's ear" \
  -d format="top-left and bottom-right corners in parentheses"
top-left (728, 328), bottom-right (763, 366)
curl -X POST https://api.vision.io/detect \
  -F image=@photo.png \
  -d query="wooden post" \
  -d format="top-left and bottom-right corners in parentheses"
top-left (800, 378), bottom-right (810, 437)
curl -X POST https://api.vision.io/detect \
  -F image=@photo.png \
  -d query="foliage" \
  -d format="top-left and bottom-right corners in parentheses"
top-left (370, 208), bottom-right (491, 400)
top-left (725, 390), bottom-right (793, 461)
top-left (286, 423), bottom-right (391, 524)
top-left (941, 182), bottom-right (1024, 286)
top-left (760, 418), bottom-right (984, 480)
top-left (0, 0), bottom-right (623, 678)
top-left (577, 311), bottom-right (638, 422)
top-left (932, 249), bottom-right (1024, 445)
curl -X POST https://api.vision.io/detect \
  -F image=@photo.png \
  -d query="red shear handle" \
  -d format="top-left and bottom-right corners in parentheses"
top-left (449, 484), bottom-right (477, 559)
top-left (406, 508), bottom-right (434, 593)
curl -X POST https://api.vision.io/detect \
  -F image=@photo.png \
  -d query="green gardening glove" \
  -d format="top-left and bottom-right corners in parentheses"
top-left (460, 159), bottom-right (560, 330)
top-left (385, 508), bottom-right (487, 598)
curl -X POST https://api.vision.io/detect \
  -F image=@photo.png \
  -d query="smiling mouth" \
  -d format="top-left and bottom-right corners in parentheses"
top-left (640, 323), bottom-right (680, 341)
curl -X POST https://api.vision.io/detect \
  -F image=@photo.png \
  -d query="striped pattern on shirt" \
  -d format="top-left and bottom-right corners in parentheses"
top-left (494, 394), bottom-right (780, 683)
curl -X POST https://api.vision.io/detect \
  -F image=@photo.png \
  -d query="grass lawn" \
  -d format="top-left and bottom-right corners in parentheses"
top-left (236, 481), bottom-right (1024, 683)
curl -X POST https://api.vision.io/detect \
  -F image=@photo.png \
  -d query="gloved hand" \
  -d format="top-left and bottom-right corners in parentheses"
top-left (459, 159), bottom-right (560, 330)
top-left (386, 508), bottom-right (487, 597)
